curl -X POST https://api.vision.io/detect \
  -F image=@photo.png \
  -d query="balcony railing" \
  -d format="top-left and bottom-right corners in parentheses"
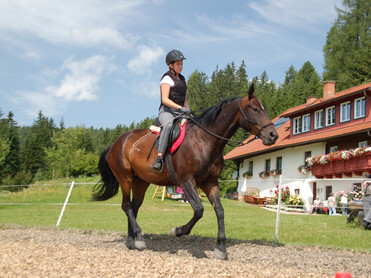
top-left (311, 152), bottom-right (371, 178)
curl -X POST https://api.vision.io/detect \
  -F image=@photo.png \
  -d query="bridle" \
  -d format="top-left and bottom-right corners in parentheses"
top-left (187, 98), bottom-right (274, 146)
top-left (237, 98), bottom-right (274, 141)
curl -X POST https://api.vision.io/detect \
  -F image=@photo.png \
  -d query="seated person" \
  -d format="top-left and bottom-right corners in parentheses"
top-left (311, 196), bottom-right (322, 214)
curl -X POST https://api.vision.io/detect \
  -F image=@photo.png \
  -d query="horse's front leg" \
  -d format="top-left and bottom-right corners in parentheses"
top-left (204, 182), bottom-right (227, 260)
top-left (170, 179), bottom-right (204, 237)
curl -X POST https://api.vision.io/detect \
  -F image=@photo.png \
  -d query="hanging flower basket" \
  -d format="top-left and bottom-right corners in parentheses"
top-left (242, 171), bottom-right (253, 178)
top-left (270, 169), bottom-right (282, 177)
top-left (297, 165), bottom-right (311, 174)
top-left (259, 171), bottom-right (270, 179)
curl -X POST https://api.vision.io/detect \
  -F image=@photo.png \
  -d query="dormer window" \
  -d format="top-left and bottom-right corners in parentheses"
top-left (340, 101), bottom-right (351, 123)
top-left (293, 116), bottom-right (302, 135)
top-left (302, 114), bottom-right (310, 133)
top-left (314, 110), bottom-right (324, 129)
top-left (354, 96), bottom-right (366, 119)
top-left (325, 106), bottom-right (336, 126)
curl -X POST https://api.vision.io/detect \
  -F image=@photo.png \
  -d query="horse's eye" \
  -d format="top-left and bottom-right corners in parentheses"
top-left (253, 108), bottom-right (259, 112)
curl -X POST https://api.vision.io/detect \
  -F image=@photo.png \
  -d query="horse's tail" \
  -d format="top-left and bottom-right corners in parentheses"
top-left (92, 146), bottom-right (120, 201)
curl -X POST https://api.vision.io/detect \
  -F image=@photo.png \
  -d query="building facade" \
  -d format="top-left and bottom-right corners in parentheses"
top-left (224, 82), bottom-right (371, 211)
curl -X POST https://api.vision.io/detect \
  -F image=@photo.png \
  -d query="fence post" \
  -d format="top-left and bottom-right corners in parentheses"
top-left (275, 175), bottom-right (282, 243)
top-left (56, 181), bottom-right (75, 227)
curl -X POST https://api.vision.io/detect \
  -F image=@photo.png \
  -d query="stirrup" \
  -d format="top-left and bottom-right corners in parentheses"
top-left (151, 157), bottom-right (164, 172)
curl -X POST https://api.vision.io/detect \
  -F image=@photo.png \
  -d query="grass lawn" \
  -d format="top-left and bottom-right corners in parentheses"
top-left (0, 178), bottom-right (370, 253)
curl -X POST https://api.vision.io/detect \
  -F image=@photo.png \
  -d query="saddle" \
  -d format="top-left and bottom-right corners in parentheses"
top-left (149, 117), bottom-right (187, 154)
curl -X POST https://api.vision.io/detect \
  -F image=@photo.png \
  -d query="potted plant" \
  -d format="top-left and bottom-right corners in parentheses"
top-left (297, 165), bottom-right (311, 174)
top-left (259, 170), bottom-right (270, 179)
top-left (242, 171), bottom-right (253, 178)
top-left (270, 169), bottom-right (282, 177)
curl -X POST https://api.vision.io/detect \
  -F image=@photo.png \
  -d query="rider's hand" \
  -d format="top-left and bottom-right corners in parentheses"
top-left (179, 107), bottom-right (192, 115)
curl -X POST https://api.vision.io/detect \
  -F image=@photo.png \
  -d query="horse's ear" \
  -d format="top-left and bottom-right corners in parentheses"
top-left (248, 83), bottom-right (255, 100)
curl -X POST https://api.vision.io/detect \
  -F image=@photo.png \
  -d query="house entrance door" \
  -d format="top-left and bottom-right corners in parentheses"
top-left (312, 182), bottom-right (317, 202)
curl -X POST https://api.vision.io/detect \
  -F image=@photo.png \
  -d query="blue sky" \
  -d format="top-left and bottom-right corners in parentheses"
top-left (0, 0), bottom-right (343, 128)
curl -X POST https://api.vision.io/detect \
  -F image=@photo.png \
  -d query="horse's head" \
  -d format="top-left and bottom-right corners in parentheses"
top-left (238, 84), bottom-right (278, 146)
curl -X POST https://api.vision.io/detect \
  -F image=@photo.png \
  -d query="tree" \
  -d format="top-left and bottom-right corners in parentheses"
top-left (187, 70), bottom-right (209, 113)
top-left (0, 110), bottom-right (10, 181)
top-left (46, 127), bottom-right (98, 179)
top-left (2, 112), bottom-right (21, 178)
top-left (22, 111), bottom-right (55, 177)
top-left (323, 0), bottom-right (371, 90)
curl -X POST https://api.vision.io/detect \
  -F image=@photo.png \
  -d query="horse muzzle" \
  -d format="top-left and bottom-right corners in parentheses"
top-left (261, 130), bottom-right (278, 146)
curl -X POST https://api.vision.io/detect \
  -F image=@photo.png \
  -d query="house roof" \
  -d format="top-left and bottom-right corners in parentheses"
top-left (224, 82), bottom-right (371, 161)
top-left (280, 82), bottom-right (371, 117)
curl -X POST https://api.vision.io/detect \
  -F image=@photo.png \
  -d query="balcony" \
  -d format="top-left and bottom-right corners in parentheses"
top-left (311, 152), bottom-right (371, 179)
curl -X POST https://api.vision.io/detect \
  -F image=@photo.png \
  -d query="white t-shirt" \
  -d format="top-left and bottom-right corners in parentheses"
top-left (341, 196), bottom-right (348, 204)
top-left (160, 75), bottom-right (175, 87)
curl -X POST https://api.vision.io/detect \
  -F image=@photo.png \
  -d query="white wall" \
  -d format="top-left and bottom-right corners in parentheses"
top-left (237, 142), bottom-right (365, 211)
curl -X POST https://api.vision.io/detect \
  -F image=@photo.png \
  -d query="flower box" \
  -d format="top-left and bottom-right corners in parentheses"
top-left (332, 160), bottom-right (344, 174)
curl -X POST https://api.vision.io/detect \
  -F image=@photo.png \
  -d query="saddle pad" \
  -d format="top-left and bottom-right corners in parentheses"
top-left (149, 120), bottom-right (187, 154)
top-left (170, 120), bottom-right (187, 154)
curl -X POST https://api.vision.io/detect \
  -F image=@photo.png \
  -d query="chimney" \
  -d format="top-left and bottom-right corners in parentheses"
top-left (306, 96), bottom-right (317, 104)
top-left (323, 81), bottom-right (335, 99)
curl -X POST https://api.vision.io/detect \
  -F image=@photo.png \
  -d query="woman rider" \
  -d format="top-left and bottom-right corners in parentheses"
top-left (151, 49), bottom-right (191, 172)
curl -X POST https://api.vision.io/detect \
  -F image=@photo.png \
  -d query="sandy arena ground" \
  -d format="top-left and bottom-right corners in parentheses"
top-left (0, 225), bottom-right (370, 277)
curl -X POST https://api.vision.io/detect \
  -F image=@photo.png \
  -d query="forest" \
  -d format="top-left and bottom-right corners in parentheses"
top-left (1, 0), bottom-right (370, 193)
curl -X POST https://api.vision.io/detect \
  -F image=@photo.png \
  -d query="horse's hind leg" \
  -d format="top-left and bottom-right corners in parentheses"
top-left (113, 169), bottom-right (146, 250)
top-left (126, 178), bottom-right (150, 250)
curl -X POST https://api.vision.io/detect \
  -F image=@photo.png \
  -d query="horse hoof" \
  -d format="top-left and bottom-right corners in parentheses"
top-left (214, 248), bottom-right (228, 260)
top-left (134, 240), bottom-right (147, 250)
top-left (170, 227), bottom-right (177, 238)
top-left (126, 238), bottom-right (135, 250)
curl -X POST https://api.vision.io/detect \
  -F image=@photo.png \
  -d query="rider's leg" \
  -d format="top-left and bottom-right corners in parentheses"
top-left (151, 111), bottom-right (175, 172)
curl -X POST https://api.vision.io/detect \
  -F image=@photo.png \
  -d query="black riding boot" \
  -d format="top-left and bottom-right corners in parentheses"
top-left (151, 156), bottom-right (164, 172)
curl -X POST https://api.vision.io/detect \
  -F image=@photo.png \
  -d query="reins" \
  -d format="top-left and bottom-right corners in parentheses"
top-left (186, 98), bottom-right (274, 147)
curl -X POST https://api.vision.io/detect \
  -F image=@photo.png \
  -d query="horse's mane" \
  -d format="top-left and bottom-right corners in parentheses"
top-left (193, 97), bottom-right (239, 126)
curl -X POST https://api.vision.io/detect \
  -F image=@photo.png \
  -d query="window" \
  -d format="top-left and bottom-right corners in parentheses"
top-left (276, 157), bottom-right (282, 171)
top-left (304, 151), bottom-right (312, 165)
top-left (293, 116), bottom-right (302, 135)
top-left (329, 146), bottom-right (338, 152)
top-left (325, 186), bottom-right (332, 199)
top-left (295, 189), bottom-right (300, 195)
top-left (314, 110), bottom-right (323, 129)
top-left (265, 159), bottom-right (271, 172)
top-left (325, 106), bottom-right (336, 126)
top-left (302, 114), bottom-right (310, 132)
top-left (340, 101), bottom-right (351, 123)
top-left (359, 141), bottom-right (368, 148)
top-left (354, 97), bottom-right (366, 119)
top-left (249, 161), bottom-right (253, 173)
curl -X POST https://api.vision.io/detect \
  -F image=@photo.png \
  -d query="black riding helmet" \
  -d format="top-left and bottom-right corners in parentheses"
top-left (166, 49), bottom-right (186, 65)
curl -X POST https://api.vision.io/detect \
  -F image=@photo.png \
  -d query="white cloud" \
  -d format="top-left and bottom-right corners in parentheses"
top-left (249, 0), bottom-right (342, 27)
top-left (11, 55), bottom-right (116, 117)
top-left (46, 55), bottom-right (116, 101)
top-left (128, 45), bottom-right (164, 74)
top-left (0, 0), bottom-right (145, 49)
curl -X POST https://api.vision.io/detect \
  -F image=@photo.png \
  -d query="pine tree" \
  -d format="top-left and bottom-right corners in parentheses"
top-left (2, 112), bottom-right (21, 178)
top-left (0, 110), bottom-right (10, 181)
top-left (23, 111), bottom-right (56, 176)
top-left (187, 70), bottom-right (209, 113)
top-left (323, 0), bottom-right (371, 90)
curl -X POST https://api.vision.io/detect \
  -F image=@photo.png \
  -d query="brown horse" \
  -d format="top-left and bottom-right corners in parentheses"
top-left (93, 84), bottom-right (278, 260)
